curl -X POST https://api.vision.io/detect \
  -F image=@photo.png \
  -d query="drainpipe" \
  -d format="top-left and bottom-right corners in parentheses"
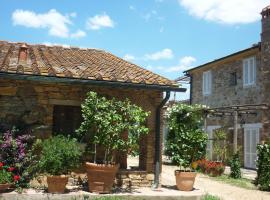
top-left (152, 91), bottom-right (170, 189)
top-left (189, 75), bottom-right (193, 105)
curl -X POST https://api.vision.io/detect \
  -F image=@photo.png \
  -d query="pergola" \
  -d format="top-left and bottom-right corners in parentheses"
top-left (202, 104), bottom-right (269, 153)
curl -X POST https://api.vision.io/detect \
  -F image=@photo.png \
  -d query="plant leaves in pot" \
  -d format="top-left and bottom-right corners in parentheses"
top-left (0, 163), bottom-right (17, 193)
top-left (165, 104), bottom-right (208, 191)
top-left (76, 91), bottom-right (150, 193)
top-left (37, 136), bottom-right (82, 193)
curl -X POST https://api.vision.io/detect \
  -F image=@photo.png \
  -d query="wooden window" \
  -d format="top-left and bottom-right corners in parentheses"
top-left (203, 70), bottom-right (212, 96)
top-left (53, 105), bottom-right (82, 136)
top-left (243, 57), bottom-right (256, 86)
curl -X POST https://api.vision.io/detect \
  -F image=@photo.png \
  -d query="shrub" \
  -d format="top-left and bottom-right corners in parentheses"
top-left (165, 104), bottom-right (208, 169)
top-left (256, 141), bottom-right (270, 191)
top-left (38, 135), bottom-right (82, 175)
top-left (0, 130), bottom-right (36, 188)
top-left (197, 159), bottom-right (225, 176)
top-left (229, 152), bottom-right (241, 179)
top-left (77, 91), bottom-right (150, 164)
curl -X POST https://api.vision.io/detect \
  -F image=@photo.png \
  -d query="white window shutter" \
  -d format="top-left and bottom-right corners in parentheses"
top-left (208, 71), bottom-right (212, 94)
top-left (243, 57), bottom-right (256, 86)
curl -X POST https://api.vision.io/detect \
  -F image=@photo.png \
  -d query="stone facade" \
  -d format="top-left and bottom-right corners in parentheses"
top-left (186, 6), bottom-right (270, 167)
top-left (0, 78), bottom-right (163, 178)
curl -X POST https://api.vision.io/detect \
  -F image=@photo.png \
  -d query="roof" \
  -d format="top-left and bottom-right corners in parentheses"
top-left (185, 44), bottom-right (260, 74)
top-left (0, 41), bottom-right (177, 88)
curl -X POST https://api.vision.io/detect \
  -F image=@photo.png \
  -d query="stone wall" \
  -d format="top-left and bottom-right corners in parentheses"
top-left (0, 78), bottom-right (163, 175)
top-left (116, 170), bottom-right (154, 189)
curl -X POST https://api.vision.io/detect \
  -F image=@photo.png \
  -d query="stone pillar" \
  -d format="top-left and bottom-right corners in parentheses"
top-left (261, 6), bottom-right (270, 139)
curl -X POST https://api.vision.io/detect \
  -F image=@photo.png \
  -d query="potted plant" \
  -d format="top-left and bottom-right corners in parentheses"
top-left (77, 91), bottom-right (149, 193)
top-left (38, 135), bottom-right (82, 193)
top-left (0, 162), bottom-right (18, 192)
top-left (165, 104), bottom-right (208, 191)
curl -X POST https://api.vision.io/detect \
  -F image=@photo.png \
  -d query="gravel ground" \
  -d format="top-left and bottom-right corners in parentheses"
top-left (161, 161), bottom-right (270, 200)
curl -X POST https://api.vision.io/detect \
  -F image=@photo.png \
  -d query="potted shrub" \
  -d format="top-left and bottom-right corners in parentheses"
top-left (165, 104), bottom-right (208, 191)
top-left (77, 91), bottom-right (149, 193)
top-left (38, 135), bottom-right (82, 193)
top-left (0, 162), bottom-right (18, 192)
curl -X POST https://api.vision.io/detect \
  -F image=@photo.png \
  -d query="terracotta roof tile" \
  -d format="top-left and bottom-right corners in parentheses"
top-left (0, 41), bottom-right (177, 86)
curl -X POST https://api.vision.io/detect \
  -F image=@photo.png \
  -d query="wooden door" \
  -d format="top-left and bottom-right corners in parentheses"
top-left (53, 105), bottom-right (82, 136)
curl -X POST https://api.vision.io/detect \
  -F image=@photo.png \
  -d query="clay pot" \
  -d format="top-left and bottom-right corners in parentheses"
top-left (175, 170), bottom-right (196, 191)
top-left (85, 162), bottom-right (119, 193)
top-left (0, 183), bottom-right (12, 193)
top-left (47, 175), bottom-right (68, 193)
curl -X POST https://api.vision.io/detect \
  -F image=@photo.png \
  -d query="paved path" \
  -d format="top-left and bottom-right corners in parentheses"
top-left (161, 163), bottom-right (270, 200)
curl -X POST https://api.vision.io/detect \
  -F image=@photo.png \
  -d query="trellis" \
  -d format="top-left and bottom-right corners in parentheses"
top-left (202, 104), bottom-right (269, 153)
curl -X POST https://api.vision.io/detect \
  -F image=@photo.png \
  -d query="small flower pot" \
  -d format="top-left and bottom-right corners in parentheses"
top-left (175, 170), bottom-right (196, 191)
top-left (85, 162), bottom-right (119, 193)
top-left (0, 183), bottom-right (12, 193)
top-left (47, 175), bottom-right (68, 193)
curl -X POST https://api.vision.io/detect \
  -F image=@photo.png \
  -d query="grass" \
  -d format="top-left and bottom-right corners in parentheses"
top-left (201, 194), bottom-right (221, 200)
top-left (207, 174), bottom-right (256, 190)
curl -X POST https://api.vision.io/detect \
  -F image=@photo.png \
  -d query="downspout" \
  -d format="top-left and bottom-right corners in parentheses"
top-left (152, 91), bottom-right (170, 189)
top-left (189, 74), bottom-right (193, 105)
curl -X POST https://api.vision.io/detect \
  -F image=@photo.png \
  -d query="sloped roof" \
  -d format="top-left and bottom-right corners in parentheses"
top-left (185, 44), bottom-right (260, 73)
top-left (0, 41), bottom-right (177, 87)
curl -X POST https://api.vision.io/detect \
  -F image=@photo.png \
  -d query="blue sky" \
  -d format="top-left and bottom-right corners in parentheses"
top-left (1, 0), bottom-right (270, 99)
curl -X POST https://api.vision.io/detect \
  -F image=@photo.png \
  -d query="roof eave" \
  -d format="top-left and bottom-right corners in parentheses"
top-left (0, 72), bottom-right (186, 92)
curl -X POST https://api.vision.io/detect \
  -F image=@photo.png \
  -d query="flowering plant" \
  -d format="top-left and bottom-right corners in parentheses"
top-left (0, 162), bottom-right (20, 184)
top-left (197, 159), bottom-right (225, 176)
top-left (0, 130), bottom-right (35, 187)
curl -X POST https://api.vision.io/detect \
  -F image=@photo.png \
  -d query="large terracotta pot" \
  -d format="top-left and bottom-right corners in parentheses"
top-left (47, 175), bottom-right (68, 193)
top-left (175, 170), bottom-right (196, 191)
top-left (0, 183), bottom-right (12, 193)
top-left (85, 162), bottom-right (119, 193)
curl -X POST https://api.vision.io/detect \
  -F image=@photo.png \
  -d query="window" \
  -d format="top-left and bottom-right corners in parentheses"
top-left (203, 70), bottom-right (212, 96)
top-left (229, 72), bottom-right (237, 86)
top-left (243, 57), bottom-right (256, 86)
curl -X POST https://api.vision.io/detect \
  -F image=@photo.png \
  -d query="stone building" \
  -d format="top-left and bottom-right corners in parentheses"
top-left (0, 41), bottom-right (185, 187)
top-left (184, 6), bottom-right (270, 169)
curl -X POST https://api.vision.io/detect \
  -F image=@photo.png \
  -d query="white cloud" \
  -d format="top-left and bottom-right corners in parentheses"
top-left (179, 0), bottom-right (270, 24)
top-left (157, 56), bottom-right (196, 72)
top-left (86, 13), bottom-right (114, 30)
top-left (12, 9), bottom-right (73, 38)
top-left (43, 42), bottom-right (70, 48)
top-left (123, 54), bottom-right (135, 61)
top-left (70, 30), bottom-right (86, 39)
top-left (144, 48), bottom-right (174, 61)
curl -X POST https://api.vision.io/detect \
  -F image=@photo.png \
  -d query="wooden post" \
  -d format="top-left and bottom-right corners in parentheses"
top-left (233, 111), bottom-right (238, 153)
top-left (204, 113), bottom-right (207, 132)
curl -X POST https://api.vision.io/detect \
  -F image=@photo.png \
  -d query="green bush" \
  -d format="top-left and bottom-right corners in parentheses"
top-left (77, 91), bottom-right (149, 164)
top-left (229, 152), bottom-right (241, 179)
top-left (38, 135), bottom-right (82, 175)
top-left (165, 104), bottom-right (208, 169)
top-left (256, 141), bottom-right (270, 191)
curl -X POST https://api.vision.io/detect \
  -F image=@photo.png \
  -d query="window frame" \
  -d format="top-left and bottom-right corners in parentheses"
top-left (243, 56), bottom-right (256, 87)
top-left (202, 70), bottom-right (212, 96)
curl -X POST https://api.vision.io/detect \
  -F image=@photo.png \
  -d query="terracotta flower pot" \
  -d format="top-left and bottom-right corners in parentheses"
top-left (175, 170), bottom-right (196, 191)
top-left (0, 183), bottom-right (12, 193)
top-left (47, 175), bottom-right (68, 193)
top-left (85, 162), bottom-right (119, 193)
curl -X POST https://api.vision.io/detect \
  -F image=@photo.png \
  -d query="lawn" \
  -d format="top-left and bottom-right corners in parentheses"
top-left (201, 194), bottom-right (221, 200)
top-left (207, 174), bottom-right (256, 190)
